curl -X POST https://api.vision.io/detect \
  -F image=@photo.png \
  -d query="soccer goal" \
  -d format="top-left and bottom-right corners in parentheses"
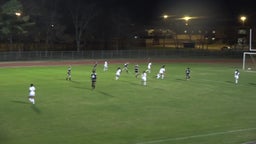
top-left (242, 29), bottom-right (256, 71)
top-left (243, 52), bottom-right (256, 71)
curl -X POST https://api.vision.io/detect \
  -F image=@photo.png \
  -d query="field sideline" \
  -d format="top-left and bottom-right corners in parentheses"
top-left (0, 58), bottom-right (256, 144)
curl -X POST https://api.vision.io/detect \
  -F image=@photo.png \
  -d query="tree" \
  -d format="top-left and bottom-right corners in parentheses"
top-left (89, 2), bottom-right (135, 50)
top-left (0, 0), bottom-right (34, 50)
top-left (66, 0), bottom-right (97, 51)
top-left (22, 0), bottom-right (68, 51)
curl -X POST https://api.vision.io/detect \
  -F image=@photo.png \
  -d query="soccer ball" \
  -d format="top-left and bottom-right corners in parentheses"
top-left (248, 67), bottom-right (251, 70)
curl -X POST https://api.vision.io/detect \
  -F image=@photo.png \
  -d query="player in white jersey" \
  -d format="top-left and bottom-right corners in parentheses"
top-left (115, 67), bottom-right (122, 80)
top-left (28, 84), bottom-right (36, 104)
top-left (157, 65), bottom-right (165, 79)
top-left (146, 62), bottom-right (152, 73)
top-left (103, 61), bottom-right (108, 71)
top-left (141, 70), bottom-right (147, 86)
top-left (234, 69), bottom-right (240, 84)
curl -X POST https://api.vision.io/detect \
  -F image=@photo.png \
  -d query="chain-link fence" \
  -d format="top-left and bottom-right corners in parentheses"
top-left (0, 49), bottom-right (243, 61)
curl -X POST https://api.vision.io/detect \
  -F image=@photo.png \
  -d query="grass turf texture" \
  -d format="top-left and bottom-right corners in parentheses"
top-left (0, 62), bottom-right (256, 144)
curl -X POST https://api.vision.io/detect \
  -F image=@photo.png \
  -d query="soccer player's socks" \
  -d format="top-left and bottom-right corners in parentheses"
top-left (29, 98), bottom-right (35, 104)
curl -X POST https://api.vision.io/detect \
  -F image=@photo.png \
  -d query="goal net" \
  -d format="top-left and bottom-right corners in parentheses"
top-left (242, 29), bottom-right (256, 71)
top-left (243, 52), bottom-right (256, 71)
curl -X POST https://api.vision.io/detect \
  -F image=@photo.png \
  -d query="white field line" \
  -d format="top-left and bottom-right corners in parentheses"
top-left (136, 127), bottom-right (256, 144)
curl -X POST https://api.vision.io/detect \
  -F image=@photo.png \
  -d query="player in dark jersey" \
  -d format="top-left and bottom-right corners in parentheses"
top-left (91, 70), bottom-right (97, 89)
top-left (134, 64), bottom-right (139, 78)
top-left (123, 63), bottom-right (129, 73)
top-left (185, 67), bottom-right (191, 80)
top-left (92, 62), bottom-right (98, 71)
top-left (66, 65), bottom-right (72, 80)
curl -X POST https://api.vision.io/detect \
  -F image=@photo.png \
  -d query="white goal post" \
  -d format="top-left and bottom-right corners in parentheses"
top-left (242, 29), bottom-right (256, 70)
top-left (249, 29), bottom-right (256, 51)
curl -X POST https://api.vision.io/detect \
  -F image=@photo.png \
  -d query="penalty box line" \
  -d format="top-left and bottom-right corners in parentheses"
top-left (136, 127), bottom-right (256, 144)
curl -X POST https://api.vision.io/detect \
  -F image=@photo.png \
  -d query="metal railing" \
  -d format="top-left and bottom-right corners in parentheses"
top-left (0, 49), bottom-right (243, 61)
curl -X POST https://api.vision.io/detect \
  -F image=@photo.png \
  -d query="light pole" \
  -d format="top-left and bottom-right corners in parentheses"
top-left (239, 16), bottom-right (247, 49)
top-left (182, 16), bottom-right (192, 41)
top-left (162, 14), bottom-right (169, 47)
top-left (14, 12), bottom-right (22, 53)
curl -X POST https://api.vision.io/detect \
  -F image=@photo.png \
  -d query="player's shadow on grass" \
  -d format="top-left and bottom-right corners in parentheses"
top-left (11, 100), bottom-right (30, 105)
top-left (72, 85), bottom-right (84, 89)
top-left (226, 81), bottom-right (234, 84)
top-left (31, 105), bottom-right (41, 114)
top-left (97, 91), bottom-right (114, 97)
top-left (120, 80), bottom-right (141, 86)
top-left (71, 83), bottom-right (89, 90)
top-left (176, 78), bottom-right (186, 81)
top-left (59, 79), bottom-right (81, 84)
top-left (249, 83), bottom-right (256, 86)
top-left (70, 80), bottom-right (81, 84)
top-left (11, 100), bottom-right (41, 114)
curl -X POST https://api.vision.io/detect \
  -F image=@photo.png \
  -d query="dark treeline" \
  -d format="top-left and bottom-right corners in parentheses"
top-left (0, 0), bottom-right (145, 51)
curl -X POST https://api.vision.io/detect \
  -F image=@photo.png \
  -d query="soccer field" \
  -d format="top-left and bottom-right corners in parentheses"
top-left (0, 60), bottom-right (256, 144)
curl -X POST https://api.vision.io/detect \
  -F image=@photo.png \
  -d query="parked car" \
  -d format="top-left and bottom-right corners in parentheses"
top-left (221, 46), bottom-right (233, 51)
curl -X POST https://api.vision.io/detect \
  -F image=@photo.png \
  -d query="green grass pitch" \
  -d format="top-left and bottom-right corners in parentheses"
top-left (0, 61), bottom-right (256, 144)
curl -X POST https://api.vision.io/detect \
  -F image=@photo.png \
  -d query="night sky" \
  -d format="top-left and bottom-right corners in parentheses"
top-left (103, 0), bottom-right (255, 26)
